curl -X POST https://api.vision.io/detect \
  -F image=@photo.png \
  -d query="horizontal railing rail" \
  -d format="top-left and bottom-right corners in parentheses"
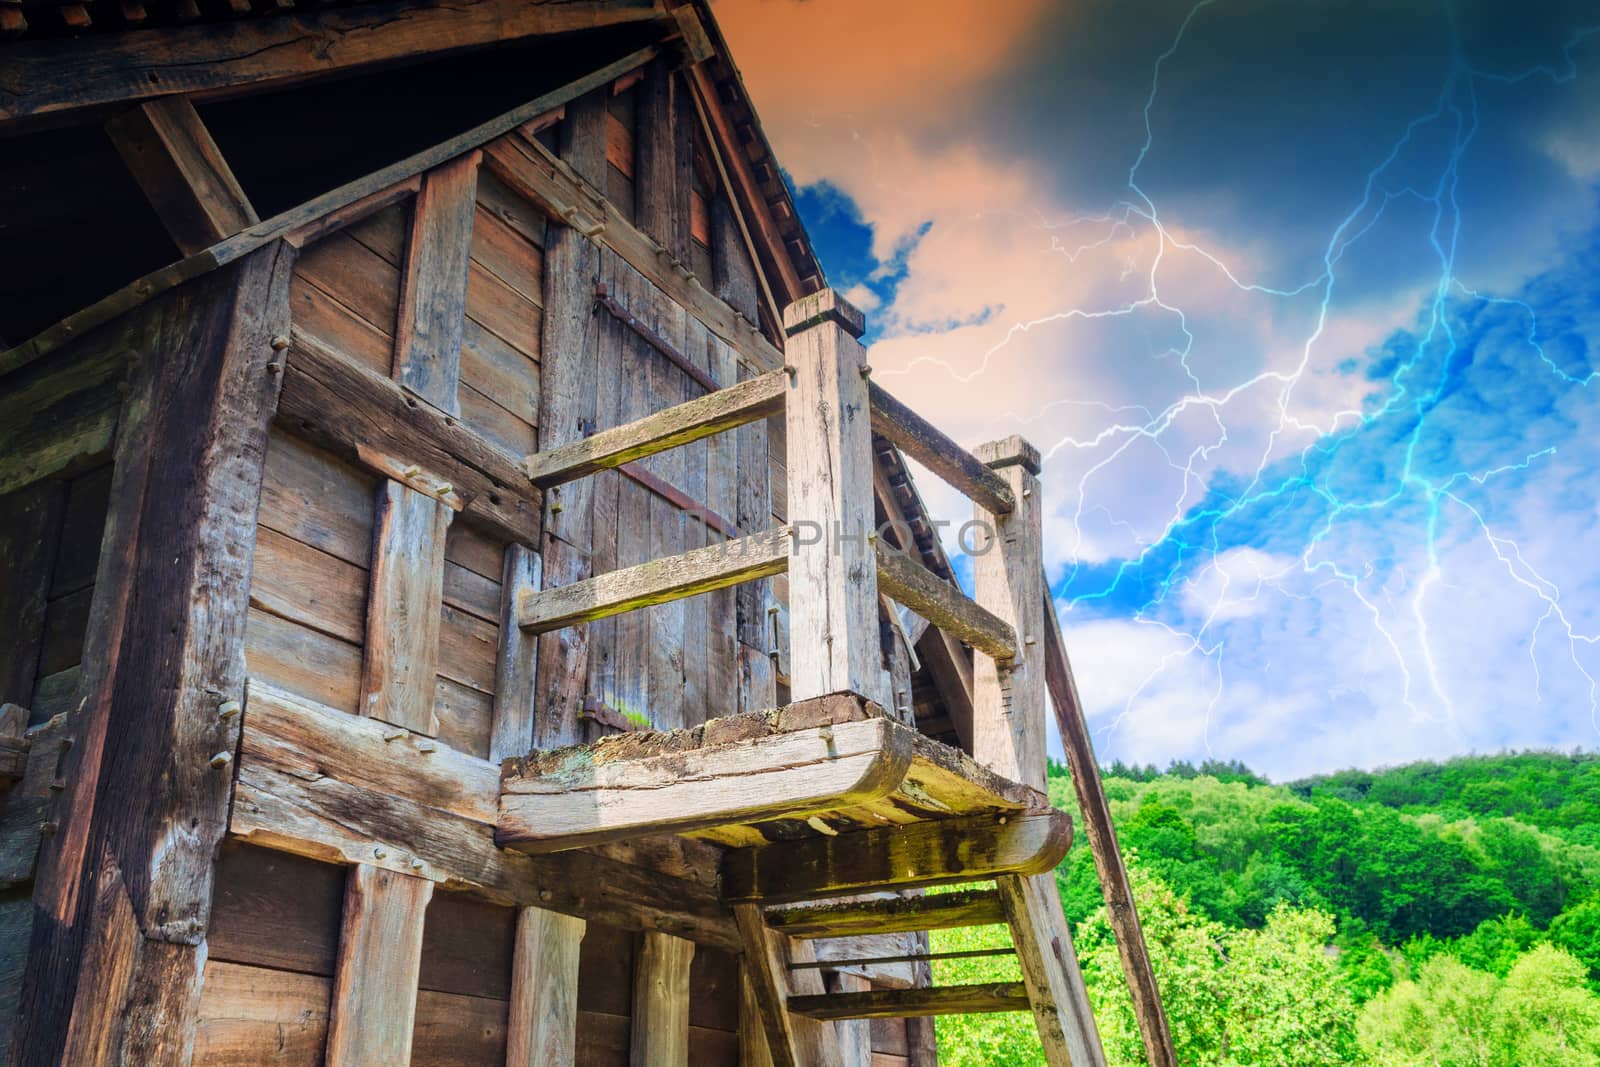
top-left (867, 380), bottom-right (1015, 516)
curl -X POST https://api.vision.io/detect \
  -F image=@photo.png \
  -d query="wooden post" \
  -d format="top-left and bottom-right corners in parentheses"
top-left (106, 95), bottom-right (260, 256)
top-left (733, 903), bottom-right (844, 1067)
top-left (360, 482), bottom-right (451, 735)
top-left (507, 906), bottom-right (585, 1067)
top-left (325, 864), bottom-right (434, 1066)
top-left (360, 152), bottom-right (479, 738)
top-left (970, 435), bottom-right (1107, 1067)
top-left (739, 964), bottom-right (776, 1067)
top-left (782, 289), bottom-right (879, 702)
top-left (970, 435), bottom-right (1046, 788)
top-left (631, 931), bottom-right (695, 1066)
top-left (13, 243), bottom-right (295, 1064)
top-left (832, 973), bottom-right (873, 1067)
top-left (492, 544), bottom-right (542, 761)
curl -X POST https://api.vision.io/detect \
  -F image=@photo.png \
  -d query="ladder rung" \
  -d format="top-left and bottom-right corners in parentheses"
top-left (786, 982), bottom-right (1031, 1021)
top-left (788, 946), bottom-right (1015, 970)
top-left (765, 888), bottom-right (1006, 938)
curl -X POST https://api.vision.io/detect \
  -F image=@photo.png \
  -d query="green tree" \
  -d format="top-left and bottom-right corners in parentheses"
top-left (1552, 899), bottom-right (1600, 983)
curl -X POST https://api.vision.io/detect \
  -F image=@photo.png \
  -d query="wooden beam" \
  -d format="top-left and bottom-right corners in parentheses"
top-left (523, 369), bottom-right (785, 488)
top-left (787, 984), bottom-right (1031, 1021)
top-left (325, 864), bottom-right (434, 1066)
top-left (0, 483), bottom-right (65, 709)
top-left (359, 482), bottom-right (451, 735)
top-left (998, 874), bottom-right (1107, 1067)
top-left (491, 544), bottom-right (542, 762)
top-left (631, 932), bottom-right (695, 1067)
top-left (0, 704), bottom-right (29, 786)
top-left (833, 972), bottom-right (874, 1067)
top-left (13, 243), bottom-right (295, 1064)
top-left (763, 888), bottom-right (1006, 939)
top-left (1041, 588), bottom-right (1177, 1067)
top-left (739, 964), bottom-right (777, 1067)
top-left (1, 0), bottom-right (669, 121)
top-left (0, 334), bottom-right (128, 498)
top-left (106, 95), bottom-right (259, 256)
top-left (3, 45), bottom-right (660, 379)
top-left (394, 152), bottom-right (480, 413)
top-left (507, 907), bottom-right (585, 1067)
top-left (515, 525), bottom-right (792, 634)
top-left (970, 436), bottom-right (1046, 790)
top-left (783, 289), bottom-right (880, 701)
top-left (722, 811), bottom-right (1072, 906)
top-left (229, 680), bottom-right (740, 948)
top-left (277, 331), bottom-right (539, 545)
top-left (482, 130), bottom-right (779, 372)
top-left (635, 57), bottom-right (694, 264)
top-left (686, 63), bottom-right (803, 305)
top-left (733, 904), bottom-right (844, 1067)
top-left (868, 382), bottom-right (1015, 516)
top-left (496, 718), bottom-right (911, 853)
top-left (876, 545), bottom-right (1016, 662)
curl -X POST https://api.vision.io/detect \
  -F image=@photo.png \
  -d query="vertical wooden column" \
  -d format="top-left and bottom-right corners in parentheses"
top-left (631, 931), bottom-right (695, 1066)
top-left (970, 434), bottom-right (1046, 788)
top-left (14, 242), bottom-right (295, 1064)
top-left (507, 906), bottom-right (585, 1067)
top-left (782, 289), bottom-right (879, 702)
top-left (971, 436), bottom-right (1107, 1067)
top-left (360, 154), bottom-right (479, 738)
top-left (534, 93), bottom-right (605, 747)
top-left (492, 545), bottom-right (543, 761)
top-left (832, 973), bottom-right (873, 1067)
top-left (325, 864), bottom-right (434, 1066)
top-left (739, 964), bottom-right (776, 1067)
top-left (0, 481), bottom-right (65, 710)
top-left (733, 903), bottom-right (844, 1067)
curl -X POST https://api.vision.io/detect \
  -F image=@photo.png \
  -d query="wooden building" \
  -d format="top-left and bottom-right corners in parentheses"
top-left (0, 3), bottom-right (1174, 1065)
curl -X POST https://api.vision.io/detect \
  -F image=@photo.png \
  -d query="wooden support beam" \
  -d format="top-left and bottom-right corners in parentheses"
top-left (734, 903), bottom-right (845, 1067)
top-left (360, 482), bottom-right (451, 735)
top-left (1, 0), bottom-right (669, 121)
top-left (491, 544), bottom-right (542, 762)
top-left (106, 95), bottom-right (259, 256)
top-left (764, 888), bottom-right (1007, 939)
top-left (632, 931), bottom-right (695, 1067)
top-left (507, 906), bottom-right (585, 1067)
top-left (277, 331), bottom-right (538, 544)
top-left (230, 680), bottom-right (740, 947)
top-left (722, 811), bottom-right (1072, 906)
top-left (635, 57), bottom-right (694, 265)
top-left (496, 717), bottom-right (910, 853)
top-left (1041, 587), bottom-right (1177, 1067)
top-left (325, 864), bottom-right (434, 1066)
top-left (0, 483), bottom-right (65, 709)
top-left (998, 873), bottom-right (1107, 1067)
top-left (686, 63), bottom-right (804, 306)
top-left (868, 383), bottom-right (1015, 516)
top-left (971, 436), bottom-right (1047, 790)
top-left (876, 544), bottom-right (1017, 662)
top-left (522, 369), bottom-right (785, 488)
top-left (0, 704), bottom-right (29, 786)
top-left (394, 152), bottom-right (480, 413)
top-left (739, 965), bottom-right (777, 1067)
top-left (788, 983), bottom-right (1031, 1021)
top-left (516, 525), bottom-right (791, 634)
top-left (13, 243), bottom-right (295, 1064)
top-left (783, 289), bottom-right (880, 701)
top-left (833, 972), bottom-right (874, 1067)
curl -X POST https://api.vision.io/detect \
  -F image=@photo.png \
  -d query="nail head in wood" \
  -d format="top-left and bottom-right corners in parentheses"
top-left (270, 335), bottom-right (290, 350)
top-left (209, 750), bottom-right (233, 768)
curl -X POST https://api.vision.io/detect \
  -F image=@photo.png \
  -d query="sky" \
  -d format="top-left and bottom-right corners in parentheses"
top-left (714, 0), bottom-right (1600, 781)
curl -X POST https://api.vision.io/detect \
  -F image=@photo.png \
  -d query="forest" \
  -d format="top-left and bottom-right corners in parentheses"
top-left (933, 751), bottom-right (1600, 1065)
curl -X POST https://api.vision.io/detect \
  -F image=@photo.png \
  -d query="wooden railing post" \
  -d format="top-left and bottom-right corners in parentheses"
top-left (972, 435), bottom-right (1108, 1067)
top-left (970, 435), bottom-right (1046, 789)
top-left (782, 290), bottom-right (880, 703)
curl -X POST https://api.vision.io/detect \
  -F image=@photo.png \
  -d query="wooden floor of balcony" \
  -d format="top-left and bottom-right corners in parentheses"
top-left (496, 693), bottom-right (1071, 901)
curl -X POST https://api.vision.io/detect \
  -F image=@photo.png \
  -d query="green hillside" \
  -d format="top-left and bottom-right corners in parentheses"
top-left (932, 752), bottom-right (1600, 1066)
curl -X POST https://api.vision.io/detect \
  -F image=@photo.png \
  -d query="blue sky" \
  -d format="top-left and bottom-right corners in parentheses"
top-left (719, 0), bottom-right (1600, 779)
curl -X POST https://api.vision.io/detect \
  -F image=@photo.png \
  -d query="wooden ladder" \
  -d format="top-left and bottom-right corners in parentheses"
top-left (736, 881), bottom-right (1105, 1067)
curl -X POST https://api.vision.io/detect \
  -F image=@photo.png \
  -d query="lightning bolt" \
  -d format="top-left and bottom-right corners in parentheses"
top-left (874, 2), bottom-right (1600, 769)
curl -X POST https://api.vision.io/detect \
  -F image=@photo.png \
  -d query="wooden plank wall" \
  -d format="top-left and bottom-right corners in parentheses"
top-left (221, 59), bottom-right (807, 1066)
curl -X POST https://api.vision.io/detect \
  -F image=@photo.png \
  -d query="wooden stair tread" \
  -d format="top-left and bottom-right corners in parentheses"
top-left (766, 887), bottom-right (1006, 938)
top-left (786, 982), bottom-right (1031, 1020)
